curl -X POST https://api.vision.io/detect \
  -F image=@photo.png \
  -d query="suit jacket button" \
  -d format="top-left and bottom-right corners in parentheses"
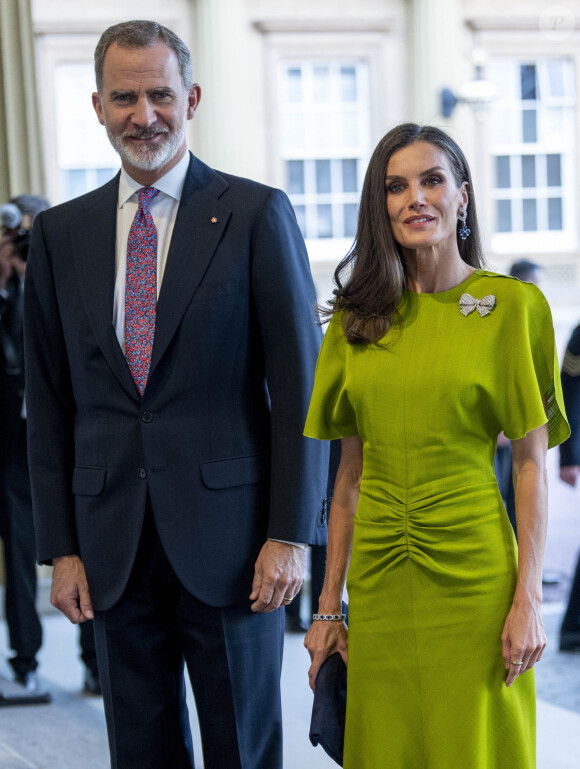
top-left (141, 411), bottom-right (153, 423)
top-left (138, 468), bottom-right (147, 479)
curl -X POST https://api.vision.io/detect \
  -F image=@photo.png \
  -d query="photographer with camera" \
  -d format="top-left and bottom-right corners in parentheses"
top-left (1, 194), bottom-right (101, 697)
top-left (0, 195), bottom-right (48, 694)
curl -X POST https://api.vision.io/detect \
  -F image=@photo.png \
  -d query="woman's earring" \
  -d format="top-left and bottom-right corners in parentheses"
top-left (458, 208), bottom-right (471, 241)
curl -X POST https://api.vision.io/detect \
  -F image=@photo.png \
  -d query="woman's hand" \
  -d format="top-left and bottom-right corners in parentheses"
top-left (501, 598), bottom-right (546, 687)
top-left (304, 618), bottom-right (348, 692)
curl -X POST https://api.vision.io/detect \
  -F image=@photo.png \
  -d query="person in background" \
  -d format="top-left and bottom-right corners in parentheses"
top-left (0, 196), bottom-right (46, 693)
top-left (24, 20), bottom-right (327, 769)
top-left (1, 195), bottom-right (101, 696)
top-left (558, 323), bottom-right (580, 651)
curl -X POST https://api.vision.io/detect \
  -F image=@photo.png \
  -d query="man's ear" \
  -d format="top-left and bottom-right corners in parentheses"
top-left (92, 92), bottom-right (105, 126)
top-left (187, 84), bottom-right (202, 120)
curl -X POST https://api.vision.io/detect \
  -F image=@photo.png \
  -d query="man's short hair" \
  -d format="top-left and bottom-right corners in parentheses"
top-left (94, 20), bottom-right (193, 93)
top-left (509, 259), bottom-right (541, 283)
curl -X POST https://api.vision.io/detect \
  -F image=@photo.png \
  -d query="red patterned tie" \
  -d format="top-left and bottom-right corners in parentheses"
top-left (125, 186), bottom-right (160, 395)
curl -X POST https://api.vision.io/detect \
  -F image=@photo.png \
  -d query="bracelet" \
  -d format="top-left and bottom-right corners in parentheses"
top-left (312, 613), bottom-right (347, 622)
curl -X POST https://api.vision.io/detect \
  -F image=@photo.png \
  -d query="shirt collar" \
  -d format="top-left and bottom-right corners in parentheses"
top-left (118, 151), bottom-right (191, 208)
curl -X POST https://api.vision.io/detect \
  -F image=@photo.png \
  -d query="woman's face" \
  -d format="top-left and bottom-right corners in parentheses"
top-left (385, 141), bottom-right (468, 255)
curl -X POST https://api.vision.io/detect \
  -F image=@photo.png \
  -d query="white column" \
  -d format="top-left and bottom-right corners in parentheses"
top-left (409, 0), bottom-right (463, 125)
top-left (190, 0), bottom-right (256, 177)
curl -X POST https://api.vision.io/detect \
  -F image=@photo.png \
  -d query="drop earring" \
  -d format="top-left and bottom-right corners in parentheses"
top-left (458, 208), bottom-right (471, 240)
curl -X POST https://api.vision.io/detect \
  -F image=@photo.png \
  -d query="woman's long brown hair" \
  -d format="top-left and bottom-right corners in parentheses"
top-left (323, 123), bottom-right (485, 344)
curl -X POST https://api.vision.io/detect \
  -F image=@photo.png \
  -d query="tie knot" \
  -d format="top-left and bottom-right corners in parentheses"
top-left (138, 186), bottom-right (159, 211)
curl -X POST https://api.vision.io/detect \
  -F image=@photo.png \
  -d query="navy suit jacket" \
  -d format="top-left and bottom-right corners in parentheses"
top-left (24, 153), bottom-right (328, 611)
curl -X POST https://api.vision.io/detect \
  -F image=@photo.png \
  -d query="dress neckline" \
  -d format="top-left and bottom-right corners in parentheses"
top-left (406, 269), bottom-right (481, 297)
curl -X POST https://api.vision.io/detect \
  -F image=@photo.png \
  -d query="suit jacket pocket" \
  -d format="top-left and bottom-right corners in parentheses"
top-left (72, 466), bottom-right (107, 496)
top-left (199, 454), bottom-right (267, 489)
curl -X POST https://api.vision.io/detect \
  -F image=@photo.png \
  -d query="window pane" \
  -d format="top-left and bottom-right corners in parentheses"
top-left (546, 61), bottom-right (565, 98)
top-left (340, 67), bottom-right (357, 101)
top-left (97, 168), bottom-right (116, 186)
top-left (65, 169), bottom-right (87, 199)
top-left (287, 161), bottom-right (305, 194)
top-left (521, 156), bottom-right (536, 188)
top-left (496, 156), bottom-right (511, 188)
top-left (520, 64), bottom-right (537, 100)
top-left (287, 68), bottom-right (302, 102)
top-left (548, 198), bottom-right (563, 230)
top-left (342, 159), bottom-right (358, 192)
top-left (341, 112), bottom-right (359, 146)
top-left (522, 110), bottom-right (537, 143)
top-left (313, 67), bottom-right (330, 103)
top-left (282, 113), bottom-right (305, 148)
top-left (316, 160), bottom-right (331, 193)
top-left (497, 200), bottom-right (512, 232)
top-left (547, 154), bottom-right (561, 186)
top-left (293, 205), bottom-right (306, 238)
top-left (317, 204), bottom-right (333, 238)
top-left (523, 199), bottom-right (537, 231)
top-left (344, 203), bottom-right (358, 237)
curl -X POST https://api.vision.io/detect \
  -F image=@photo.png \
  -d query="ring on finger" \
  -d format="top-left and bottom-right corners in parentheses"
top-left (510, 660), bottom-right (524, 666)
top-left (283, 595), bottom-right (294, 603)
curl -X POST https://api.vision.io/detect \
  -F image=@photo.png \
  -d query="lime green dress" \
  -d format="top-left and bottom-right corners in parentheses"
top-left (304, 270), bottom-right (569, 769)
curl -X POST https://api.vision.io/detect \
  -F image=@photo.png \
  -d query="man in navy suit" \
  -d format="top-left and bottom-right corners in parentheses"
top-left (24, 20), bottom-right (327, 769)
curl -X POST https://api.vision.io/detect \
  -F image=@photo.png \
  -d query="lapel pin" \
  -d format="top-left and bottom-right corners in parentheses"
top-left (210, 216), bottom-right (218, 224)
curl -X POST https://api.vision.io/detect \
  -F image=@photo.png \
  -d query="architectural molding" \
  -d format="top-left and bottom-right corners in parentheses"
top-left (253, 17), bottom-right (396, 34)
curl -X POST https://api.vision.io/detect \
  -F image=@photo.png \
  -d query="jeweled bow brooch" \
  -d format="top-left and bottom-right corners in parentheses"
top-left (459, 293), bottom-right (496, 317)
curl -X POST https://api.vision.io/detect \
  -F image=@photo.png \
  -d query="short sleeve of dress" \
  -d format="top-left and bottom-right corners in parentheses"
top-left (304, 313), bottom-right (358, 440)
top-left (500, 283), bottom-right (569, 449)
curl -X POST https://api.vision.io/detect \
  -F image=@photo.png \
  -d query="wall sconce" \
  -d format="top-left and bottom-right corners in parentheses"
top-left (441, 49), bottom-right (496, 119)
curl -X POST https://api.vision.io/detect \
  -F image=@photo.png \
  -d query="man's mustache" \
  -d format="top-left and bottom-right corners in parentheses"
top-left (122, 128), bottom-right (170, 139)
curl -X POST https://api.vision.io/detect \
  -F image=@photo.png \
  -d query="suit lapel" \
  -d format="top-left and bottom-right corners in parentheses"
top-left (70, 176), bottom-right (139, 399)
top-left (149, 156), bottom-right (231, 379)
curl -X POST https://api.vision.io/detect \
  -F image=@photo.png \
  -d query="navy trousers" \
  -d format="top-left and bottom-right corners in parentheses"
top-left (93, 510), bottom-right (284, 769)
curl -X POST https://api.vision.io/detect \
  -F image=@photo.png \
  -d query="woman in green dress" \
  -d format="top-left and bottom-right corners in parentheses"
top-left (304, 124), bottom-right (569, 768)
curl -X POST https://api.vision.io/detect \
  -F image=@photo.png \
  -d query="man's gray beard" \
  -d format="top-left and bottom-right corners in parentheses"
top-left (107, 122), bottom-right (187, 172)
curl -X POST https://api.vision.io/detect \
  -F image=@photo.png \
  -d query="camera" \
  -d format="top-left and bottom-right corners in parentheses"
top-left (10, 228), bottom-right (31, 262)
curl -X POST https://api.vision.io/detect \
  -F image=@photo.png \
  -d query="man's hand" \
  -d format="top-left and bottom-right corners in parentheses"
top-left (51, 555), bottom-right (94, 623)
top-left (250, 541), bottom-right (305, 613)
top-left (560, 465), bottom-right (580, 487)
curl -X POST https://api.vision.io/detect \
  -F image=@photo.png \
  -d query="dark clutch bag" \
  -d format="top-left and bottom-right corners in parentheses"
top-left (309, 652), bottom-right (347, 766)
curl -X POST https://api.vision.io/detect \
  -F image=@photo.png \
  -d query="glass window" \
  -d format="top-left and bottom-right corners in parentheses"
top-left (523, 199), bottom-right (537, 231)
top-left (317, 205), bottom-right (333, 238)
top-left (522, 110), bottom-right (537, 143)
top-left (496, 156), bottom-right (511, 188)
top-left (497, 200), bottom-right (512, 232)
top-left (340, 67), bottom-right (357, 102)
top-left (278, 61), bottom-right (369, 240)
top-left (313, 67), bottom-right (330, 104)
top-left (546, 154), bottom-right (561, 186)
top-left (548, 198), bottom-right (563, 230)
top-left (344, 203), bottom-right (358, 237)
top-left (287, 161), bottom-right (305, 194)
top-left (342, 159), bottom-right (358, 192)
top-left (521, 156), bottom-right (536, 187)
top-left (287, 68), bottom-right (302, 103)
top-left (520, 64), bottom-right (537, 100)
top-left (489, 58), bottom-right (575, 249)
